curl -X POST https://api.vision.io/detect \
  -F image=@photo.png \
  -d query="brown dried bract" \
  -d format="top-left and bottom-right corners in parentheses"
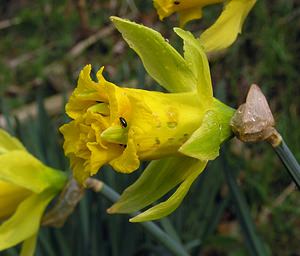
top-left (42, 178), bottom-right (85, 228)
top-left (230, 84), bottom-right (282, 147)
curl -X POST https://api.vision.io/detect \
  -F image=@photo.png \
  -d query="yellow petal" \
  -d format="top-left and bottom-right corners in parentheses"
top-left (153, 0), bottom-right (223, 26)
top-left (0, 151), bottom-right (59, 193)
top-left (130, 160), bottom-right (207, 222)
top-left (69, 154), bottom-right (90, 185)
top-left (178, 7), bottom-right (203, 27)
top-left (104, 80), bottom-right (132, 124)
top-left (179, 110), bottom-right (221, 160)
top-left (126, 89), bottom-right (206, 159)
top-left (66, 65), bottom-right (108, 119)
top-left (200, 0), bottom-right (257, 53)
top-left (108, 156), bottom-right (201, 214)
top-left (0, 129), bottom-right (26, 154)
top-left (174, 28), bottom-right (213, 106)
top-left (87, 142), bottom-right (122, 175)
top-left (111, 17), bottom-right (197, 93)
top-left (153, 0), bottom-right (174, 20)
top-left (60, 121), bottom-right (81, 156)
top-left (109, 133), bottom-right (140, 173)
top-left (0, 190), bottom-right (55, 251)
top-left (0, 180), bottom-right (31, 221)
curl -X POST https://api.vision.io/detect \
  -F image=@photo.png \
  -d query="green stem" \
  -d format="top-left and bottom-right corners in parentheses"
top-left (159, 218), bottom-right (182, 243)
top-left (98, 181), bottom-right (189, 256)
top-left (273, 140), bottom-right (300, 189)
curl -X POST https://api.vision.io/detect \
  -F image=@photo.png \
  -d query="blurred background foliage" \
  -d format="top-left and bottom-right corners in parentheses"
top-left (0, 0), bottom-right (299, 255)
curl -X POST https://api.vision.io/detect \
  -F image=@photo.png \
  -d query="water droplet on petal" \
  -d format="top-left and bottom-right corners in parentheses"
top-left (167, 122), bottom-right (177, 128)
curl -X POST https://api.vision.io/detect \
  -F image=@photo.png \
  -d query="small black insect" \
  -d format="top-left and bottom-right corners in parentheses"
top-left (119, 117), bottom-right (127, 128)
top-left (174, 1), bottom-right (180, 5)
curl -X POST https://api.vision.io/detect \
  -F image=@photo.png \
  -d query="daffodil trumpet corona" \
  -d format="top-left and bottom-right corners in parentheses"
top-left (0, 129), bottom-right (67, 256)
top-left (153, 0), bottom-right (257, 53)
top-left (60, 17), bottom-right (235, 222)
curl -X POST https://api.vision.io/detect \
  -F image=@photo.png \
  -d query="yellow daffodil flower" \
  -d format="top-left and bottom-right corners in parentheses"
top-left (153, 0), bottom-right (256, 53)
top-left (0, 129), bottom-right (67, 256)
top-left (61, 17), bottom-right (235, 222)
top-left (61, 65), bottom-right (213, 184)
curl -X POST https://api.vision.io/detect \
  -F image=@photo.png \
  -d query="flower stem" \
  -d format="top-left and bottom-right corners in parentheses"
top-left (86, 178), bottom-right (189, 256)
top-left (272, 139), bottom-right (300, 189)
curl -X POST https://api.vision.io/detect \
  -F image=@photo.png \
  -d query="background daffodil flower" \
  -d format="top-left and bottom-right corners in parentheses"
top-left (154, 0), bottom-right (223, 27)
top-left (0, 129), bottom-right (67, 256)
top-left (61, 17), bottom-right (235, 222)
top-left (153, 0), bottom-right (256, 53)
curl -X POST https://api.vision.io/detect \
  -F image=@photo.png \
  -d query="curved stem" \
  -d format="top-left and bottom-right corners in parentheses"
top-left (272, 139), bottom-right (300, 189)
top-left (86, 178), bottom-right (189, 256)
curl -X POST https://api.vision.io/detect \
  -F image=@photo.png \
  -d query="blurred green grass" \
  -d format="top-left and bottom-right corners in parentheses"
top-left (0, 0), bottom-right (299, 255)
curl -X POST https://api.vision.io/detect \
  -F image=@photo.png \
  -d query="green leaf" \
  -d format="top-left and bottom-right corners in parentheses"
top-left (223, 155), bottom-right (268, 256)
top-left (0, 190), bottom-right (55, 251)
top-left (107, 156), bottom-right (200, 214)
top-left (0, 150), bottom-right (67, 193)
top-left (110, 17), bottom-right (197, 93)
top-left (0, 129), bottom-right (26, 155)
top-left (174, 28), bottom-right (213, 106)
top-left (179, 110), bottom-right (222, 161)
top-left (130, 160), bottom-right (206, 222)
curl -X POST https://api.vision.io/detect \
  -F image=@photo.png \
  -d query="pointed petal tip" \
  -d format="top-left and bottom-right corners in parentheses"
top-left (129, 216), bottom-right (139, 223)
top-left (110, 16), bottom-right (118, 22)
top-left (129, 213), bottom-right (155, 223)
top-left (173, 27), bottom-right (184, 35)
top-left (106, 207), bottom-right (114, 214)
top-left (110, 16), bottom-right (131, 25)
top-left (107, 205), bottom-right (131, 215)
top-left (106, 203), bottom-right (122, 214)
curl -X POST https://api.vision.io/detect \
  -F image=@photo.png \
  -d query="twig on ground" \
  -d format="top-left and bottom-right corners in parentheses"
top-left (258, 182), bottom-right (296, 224)
top-left (67, 25), bottom-right (114, 59)
top-left (0, 17), bottom-right (21, 30)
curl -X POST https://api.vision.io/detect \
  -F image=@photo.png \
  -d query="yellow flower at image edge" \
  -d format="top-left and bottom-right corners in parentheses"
top-left (154, 0), bottom-right (223, 27)
top-left (0, 129), bottom-right (67, 256)
top-left (60, 65), bottom-right (207, 184)
top-left (153, 0), bottom-right (257, 53)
